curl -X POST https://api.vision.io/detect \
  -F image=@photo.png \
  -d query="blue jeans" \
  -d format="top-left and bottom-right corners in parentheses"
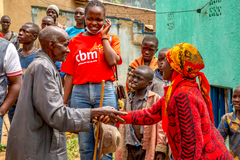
top-left (71, 81), bottom-right (117, 160)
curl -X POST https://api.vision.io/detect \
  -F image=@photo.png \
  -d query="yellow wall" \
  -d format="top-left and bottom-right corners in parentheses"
top-left (3, 0), bottom-right (155, 33)
top-left (0, 0), bottom-right (3, 19)
top-left (3, 0), bottom-right (82, 33)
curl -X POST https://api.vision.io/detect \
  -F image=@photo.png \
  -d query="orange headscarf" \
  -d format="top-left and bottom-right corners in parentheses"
top-left (162, 43), bottom-right (214, 132)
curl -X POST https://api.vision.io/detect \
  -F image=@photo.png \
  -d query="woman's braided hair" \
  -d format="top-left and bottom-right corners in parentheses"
top-left (85, 0), bottom-right (106, 18)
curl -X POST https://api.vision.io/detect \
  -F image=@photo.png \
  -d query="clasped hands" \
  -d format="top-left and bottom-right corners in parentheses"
top-left (91, 106), bottom-right (127, 124)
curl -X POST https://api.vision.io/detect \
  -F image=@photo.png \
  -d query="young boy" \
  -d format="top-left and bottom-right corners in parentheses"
top-left (126, 35), bottom-right (159, 95)
top-left (117, 65), bottom-right (167, 160)
top-left (8, 22), bottom-right (40, 123)
top-left (218, 86), bottom-right (240, 159)
top-left (65, 7), bottom-right (85, 39)
top-left (33, 17), bottom-right (66, 80)
top-left (34, 16), bottom-right (54, 49)
top-left (41, 16), bottom-right (54, 30)
top-left (0, 15), bottom-right (19, 49)
top-left (148, 47), bottom-right (171, 97)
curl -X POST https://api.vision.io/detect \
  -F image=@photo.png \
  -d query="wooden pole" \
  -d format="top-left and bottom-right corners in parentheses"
top-left (3, 119), bottom-right (8, 133)
top-left (93, 80), bottom-right (105, 160)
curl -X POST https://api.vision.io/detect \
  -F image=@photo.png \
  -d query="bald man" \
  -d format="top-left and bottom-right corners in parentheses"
top-left (6, 26), bottom-right (125, 160)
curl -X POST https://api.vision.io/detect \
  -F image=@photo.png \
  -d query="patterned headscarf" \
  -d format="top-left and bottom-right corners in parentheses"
top-left (162, 43), bottom-right (214, 132)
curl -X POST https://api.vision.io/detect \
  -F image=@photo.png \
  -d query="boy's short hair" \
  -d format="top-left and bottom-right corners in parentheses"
top-left (159, 47), bottom-right (171, 53)
top-left (136, 65), bottom-right (154, 81)
top-left (1, 15), bottom-right (10, 22)
top-left (42, 16), bottom-right (54, 23)
top-left (142, 35), bottom-right (159, 47)
top-left (24, 22), bottom-right (40, 37)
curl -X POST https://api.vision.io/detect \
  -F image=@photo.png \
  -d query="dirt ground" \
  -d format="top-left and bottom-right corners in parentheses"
top-left (0, 115), bottom-right (80, 160)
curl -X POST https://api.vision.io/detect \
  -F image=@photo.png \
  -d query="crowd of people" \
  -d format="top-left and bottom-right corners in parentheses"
top-left (0, 0), bottom-right (239, 160)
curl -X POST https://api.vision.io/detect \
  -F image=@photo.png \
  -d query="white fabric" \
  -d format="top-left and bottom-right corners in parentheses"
top-left (4, 43), bottom-right (22, 76)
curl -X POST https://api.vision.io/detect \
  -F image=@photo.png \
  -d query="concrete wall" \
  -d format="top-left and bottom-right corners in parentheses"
top-left (31, 6), bottom-right (76, 28)
top-left (103, 2), bottom-right (156, 31)
top-left (156, 0), bottom-right (240, 89)
top-left (3, 0), bottom-right (155, 33)
top-left (31, 6), bottom-right (155, 86)
top-left (3, 0), bottom-right (155, 86)
top-left (107, 17), bottom-right (155, 86)
top-left (0, 0), bottom-right (3, 20)
top-left (3, 0), bottom-right (81, 32)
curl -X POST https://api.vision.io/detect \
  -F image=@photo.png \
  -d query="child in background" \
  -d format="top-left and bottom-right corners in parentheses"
top-left (0, 15), bottom-right (19, 49)
top-left (61, 0), bottom-right (122, 159)
top-left (126, 35), bottom-right (159, 95)
top-left (218, 86), bottom-right (240, 159)
top-left (41, 16), bottom-right (54, 30)
top-left (116, 65), bottom-right (167, 160)
top-left (34, 16), bottom-right (66, 80)
top-left (147, 47), bottom-right (172, 160)
top-left (65, 7), bottom-right (85, 39)
top-left (8, 22), bottom-right (40, 123)
top-left (34, 16), bottom-right (54, 49)
top-left (148, 47), bottom-right (171, 97)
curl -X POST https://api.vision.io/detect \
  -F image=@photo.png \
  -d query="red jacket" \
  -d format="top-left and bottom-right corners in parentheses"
top-left (121, 83), bottom-right (233, 160)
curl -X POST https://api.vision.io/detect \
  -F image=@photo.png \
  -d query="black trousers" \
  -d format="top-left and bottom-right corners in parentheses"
top-left (127, 144), bottom-right (146, 160)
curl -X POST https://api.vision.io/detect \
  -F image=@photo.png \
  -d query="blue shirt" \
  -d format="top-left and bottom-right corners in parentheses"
top-left (65, 26), bottom-right (85, 39)
top-left (18, 48), bottom-right (39, 79)
top-left (55, 61), bottom-right (66, 79)
top-left (7, 48), bottom-right (39, 85)
top-left (218, 111), bottom-right (240, 159)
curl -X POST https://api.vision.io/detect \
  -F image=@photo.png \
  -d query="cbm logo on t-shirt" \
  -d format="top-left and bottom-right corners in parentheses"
top-left (76, 43), bottom-right (102, 66)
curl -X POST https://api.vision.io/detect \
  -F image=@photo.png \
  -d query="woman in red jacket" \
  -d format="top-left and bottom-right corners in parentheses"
top-left (120, 43), bottom-right (233, 160)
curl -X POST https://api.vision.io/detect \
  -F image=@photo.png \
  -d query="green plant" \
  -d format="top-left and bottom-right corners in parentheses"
top-left (66, 134), bottom-right (80, 160)
top-left (0, 143), bottom-right (7, 152)
top-left (114, 0), bottom-right (121, 4)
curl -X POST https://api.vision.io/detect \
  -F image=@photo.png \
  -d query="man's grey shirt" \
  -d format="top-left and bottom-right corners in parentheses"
top-left (6, 50), bottom-right (91, 160)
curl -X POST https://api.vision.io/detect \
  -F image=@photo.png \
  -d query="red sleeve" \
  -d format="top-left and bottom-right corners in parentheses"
top-left (173, 92), bottom-right (203, 160)
top-left (111, 34), bottom-right (122, 65)
top-left (119, 97), bottom-right (163, 125)
top-left (60, 40), bottom-right (74, 75)
top-left (0, 33), bottom-right (3, 38)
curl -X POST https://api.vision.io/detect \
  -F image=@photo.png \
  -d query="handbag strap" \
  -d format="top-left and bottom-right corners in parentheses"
top-left (109, 35), bottom-right (118, 81)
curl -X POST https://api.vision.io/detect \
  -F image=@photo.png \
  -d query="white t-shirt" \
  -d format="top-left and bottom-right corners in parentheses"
top-left (4, 43), bottom-right (22, 77)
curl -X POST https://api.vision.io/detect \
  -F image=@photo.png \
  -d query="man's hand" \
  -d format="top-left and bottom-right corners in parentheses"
top-left (91, 106), bottom-right (127, 124)
top-left (156, 152), bottom-right (165, 160)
